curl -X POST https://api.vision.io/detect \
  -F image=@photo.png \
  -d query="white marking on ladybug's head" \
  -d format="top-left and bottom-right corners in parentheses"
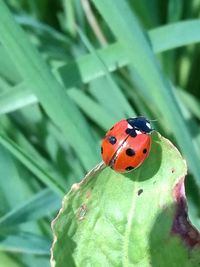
top-left (127, 123), bottom-right (133, 129)
top-left (146, 122), bottom-right (151, 129)
top-left (135, 130), bottom-right (142, 135)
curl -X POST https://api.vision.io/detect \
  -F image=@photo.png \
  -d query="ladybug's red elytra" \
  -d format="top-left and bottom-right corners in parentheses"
top-left (101, 117), bottom-right (153, 173)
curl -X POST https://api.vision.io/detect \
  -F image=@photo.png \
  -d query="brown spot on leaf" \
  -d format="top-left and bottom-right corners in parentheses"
top-left (77, 204), bottom-right (87, 221)
top-left (86, 191), bottom-right (91, 199)
top-left (171, 168), bottom-right (175, 173)
top-left (171, 178), bottom-right (200, 247)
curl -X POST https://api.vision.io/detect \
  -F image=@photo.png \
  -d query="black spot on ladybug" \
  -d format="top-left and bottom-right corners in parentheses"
top-left (137, 189), bottom-right (143, 196)
top-left (109, 126), bottom-right (114, 131)
top-left (108, 136), bottom-right (117, 145)
top-left (101, 146), bottom-right (103, 154)
top-left (130, 131), bottom-right (137, 137)
top-left (143, 148), bottom-right (147, 154)
top-left (125, 128), bottom-right (131, 134)
top-left (126, 148), bottom-right (135, 156)
top-left (125, 166), bottom-right (134, 171)
top-left (125, 128), bottom-right (137, 137)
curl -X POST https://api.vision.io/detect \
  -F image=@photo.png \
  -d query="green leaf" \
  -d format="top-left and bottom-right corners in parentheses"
top-left (51, 133), bottom-right (200, 266)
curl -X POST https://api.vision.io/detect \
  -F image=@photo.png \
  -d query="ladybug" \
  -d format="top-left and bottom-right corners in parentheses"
top-left (101, 116), bottom-right (153, 173)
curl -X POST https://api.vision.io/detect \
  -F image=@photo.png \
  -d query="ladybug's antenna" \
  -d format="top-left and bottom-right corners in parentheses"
top-left (149, 119), bottom-right (158, 122)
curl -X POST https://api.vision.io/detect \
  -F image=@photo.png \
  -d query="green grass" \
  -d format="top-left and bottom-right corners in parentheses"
top-left (0, 0), bottom-right (200, 266)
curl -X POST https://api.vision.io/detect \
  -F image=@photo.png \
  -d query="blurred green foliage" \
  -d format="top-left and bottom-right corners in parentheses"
top-left (0, 0), bottom-right (200, 266)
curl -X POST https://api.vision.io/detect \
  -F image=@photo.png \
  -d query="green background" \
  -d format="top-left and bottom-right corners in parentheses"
top-left (0, 0), bottom-right (200, 266)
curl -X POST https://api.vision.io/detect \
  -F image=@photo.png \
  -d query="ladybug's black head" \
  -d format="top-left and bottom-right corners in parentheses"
top-left (127, 116), bottom-right (153, 134)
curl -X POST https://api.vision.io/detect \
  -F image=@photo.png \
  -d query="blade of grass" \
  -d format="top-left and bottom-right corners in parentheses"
top-left (149, 20), bottom-right (200, 52)
top-left (91, 0), bottom-right (200, 185)
top-left (0, 2), bottom-right (98, 170)
top-left (15, 14), bottom-right (70, 44)
top-left (68, 88), bottom-right (117, 130)
top-left (0, 188), bottom-right (61, 230)
top-left (0, 130), bottom-right (65, 196)
top-left (20, 254), bottom-right (49, 267)
top-left (0, 77), bottom-right (12, 93)
top-left (130, 0), bottom-right (159, 28)
top-left (0, 144), bottom-right (28, 214)
top-left (88, 77), bottom-right (131, 120)
top-left (0, 82), bottom-right (37, 114)
top-left (62, 0), bottom-right (76, 36)
top-left (0, 82), bottom-right (117, 131)
top-left (0, 115), bottom-right (67, 190)
top-left (0, 45), bottom-right (21, 84)
top-left (0, 232), bottom-right (50, 255)
top-left (58, 20), bottom-right (200, 88)
top-left (77, 26), bottom-right (134, 117)
top-left (178, 89), bottom-right (200, 120)
top-left (1, 20), bottom-right (200, 114)
top-left (14, 18), bottom-right (200, 87)
top-left (56, 42), bottom-right (128, 87)
top-left (0, 251), bottom-right (22, 267)
top-left (0, 19), bottom-right (199, 87)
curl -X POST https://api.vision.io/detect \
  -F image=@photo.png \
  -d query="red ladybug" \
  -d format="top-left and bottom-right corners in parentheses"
top-left (101, 117), bottom-right (153, 173)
